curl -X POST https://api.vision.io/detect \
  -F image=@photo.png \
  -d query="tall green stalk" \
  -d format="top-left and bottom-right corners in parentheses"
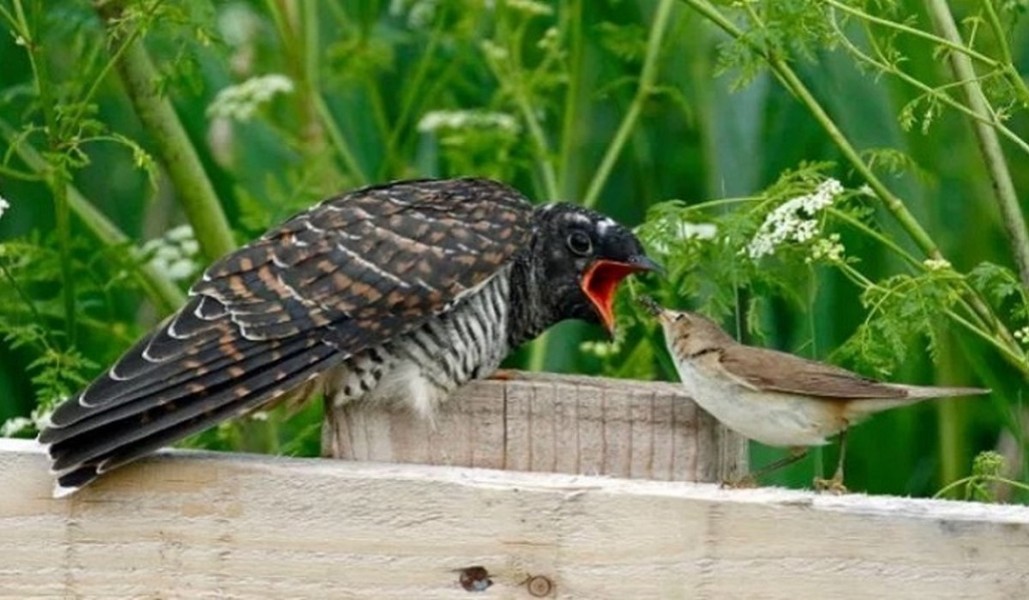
top-left (678, 0), bottom-right (942, 259)
top-left (95, 1), bottom-right (237, 264)
top-left (15, 0), bottom-right (76, 343)
top-left (828, 21), bottom-right (1029, 157)
top-left (556, 0), bottom-right (584, 200)
top-left (582, 0), bottom-right (676, 209)
top-left (1, 119), bottom-right (186, 314)
top-left (675, 0), bottom-right (1029, 367)
top-left (937, 339), bottom-right (966, 491)
top-left (379, 11), bottom-right (448, 179)
top-left (923, 0), bottom-right (1029, 290)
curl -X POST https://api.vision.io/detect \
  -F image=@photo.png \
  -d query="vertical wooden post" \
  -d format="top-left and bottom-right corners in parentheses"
top-left (323, 371), bottom-right (747, 482)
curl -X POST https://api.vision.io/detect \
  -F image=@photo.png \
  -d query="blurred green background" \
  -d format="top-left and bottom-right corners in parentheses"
top-left (0, 0), bottom-right (1026, 499)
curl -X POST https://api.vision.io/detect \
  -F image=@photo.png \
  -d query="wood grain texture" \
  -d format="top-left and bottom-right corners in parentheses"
top-left (323, 371), bottom-right (747, 483)
top-left (4, 439), bottom-right (1029, 599)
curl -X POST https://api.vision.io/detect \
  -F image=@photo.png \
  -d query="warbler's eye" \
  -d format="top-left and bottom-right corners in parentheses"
top-left (566, 230), bottom-right (593, 256)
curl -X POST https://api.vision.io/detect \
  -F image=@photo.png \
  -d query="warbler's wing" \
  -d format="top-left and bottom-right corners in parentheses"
top-left (718, 345), bottom-right (906, 400)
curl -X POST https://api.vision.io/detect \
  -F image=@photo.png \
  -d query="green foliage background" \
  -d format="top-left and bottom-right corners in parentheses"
top-left (1, 0), bottom-right (1027, 499)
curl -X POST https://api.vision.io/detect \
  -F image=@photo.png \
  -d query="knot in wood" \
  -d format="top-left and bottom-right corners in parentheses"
top-left (525, 575), bottom-right (553, 597)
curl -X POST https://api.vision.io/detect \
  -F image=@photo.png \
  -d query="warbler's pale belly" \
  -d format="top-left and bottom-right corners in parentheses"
top-left (673, 359), bottom-right (846, 447)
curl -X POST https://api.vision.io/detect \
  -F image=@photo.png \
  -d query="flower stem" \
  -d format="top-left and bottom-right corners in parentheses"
top-left (379, 15), bottom-right (448, 179)
top-left (557, 0), bottom-right (584, 199)
top-left (15, 0), bottom-right (76, 343)
top-left (512, 80), bottom-right (560, 201)
top-left (828, 208), bottom-right (921, 269)
top-left (1, 119), bottom-right (186, 314)
top-left (679, 0), bottom-right (941, 259)
top-left (95, 0), bottom-right (237, 264)
top-left (483, 20), bottom-right (560, 201)
top-left (830, 19), bottom-right (1029, 156)
top-left (980, 0), bottom-right (1029, 104)
top-left (314, 94), bottom-right (370, 185)
top-left (679, 0), bottom-right (1023, 370)
top-left (825, 0), bottom-right (998, 68)
top-left (582, 0), bottom-right (675, 209)
top-left (923, 0), bottom-right (1029, 290)
top-left (933, 474), bottom-right (1029, 499)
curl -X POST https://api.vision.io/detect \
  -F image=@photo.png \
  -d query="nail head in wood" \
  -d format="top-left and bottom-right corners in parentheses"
top-left (458, 566), bottom-right (492, 592)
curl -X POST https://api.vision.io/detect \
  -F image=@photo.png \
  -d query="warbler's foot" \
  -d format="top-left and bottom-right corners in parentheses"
top-left (813, 476), bottom-right (848, 495)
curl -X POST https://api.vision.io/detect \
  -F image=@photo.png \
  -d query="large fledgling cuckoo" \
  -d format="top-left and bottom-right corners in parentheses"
top-left (39, 177), bottom-right (658, 496)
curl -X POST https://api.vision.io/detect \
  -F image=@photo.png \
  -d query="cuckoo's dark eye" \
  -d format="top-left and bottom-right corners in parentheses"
top-left (566, 230), bottom-right (593, 256)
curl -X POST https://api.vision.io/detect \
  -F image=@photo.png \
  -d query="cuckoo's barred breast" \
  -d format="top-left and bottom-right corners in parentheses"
top-left (39, 177), bottom-right (658, 495)
top-left (328, 265), bottom-right (513, 415)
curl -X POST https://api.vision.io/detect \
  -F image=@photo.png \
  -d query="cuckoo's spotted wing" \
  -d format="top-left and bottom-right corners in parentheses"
top-left (39, 178), bottom-right (534, 495)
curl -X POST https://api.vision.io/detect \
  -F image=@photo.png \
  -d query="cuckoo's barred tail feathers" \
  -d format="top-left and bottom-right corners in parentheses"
top-left (41, 334), bottom-right (323, 443)
top-left (45, 345), bottom-right (338, 496)
top-left (39, 296), bottom-right (342, 497)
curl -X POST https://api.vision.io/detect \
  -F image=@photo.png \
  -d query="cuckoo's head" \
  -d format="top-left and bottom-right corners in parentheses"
top-left (531, 204), bottom-right (660, 334)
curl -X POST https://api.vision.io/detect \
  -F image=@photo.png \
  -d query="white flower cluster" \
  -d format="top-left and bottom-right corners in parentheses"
top-left (0, 416), bottom-right (31, 437)
top-left (1, 406), bottom-right (52, 437)
top-left (1014, 326), bottom-right (1029, 346)
top-left (141, 224), bottom-right (201, 282)
top-left (679, 221), bottom-right (717, 241)
top-left (418, 109), bottom-right (520, 135)
top-left (806, 233), bottom-right (845, 264)
top-left (0, 194), bottom-right (9, 261)
top-left (389, 0), bottom-right (438, 29)
top-left (746, 178), bottom-right (844, 260)
top-left (508, 0), bottom-right (553, 16)
top-left (580, 338), bottom-right (622, 358)
top-left (580, 319), bottom-right (630, 358)
top-left (217, 3), bottom-right (261, 47)
top-left (207, 74), bottom-right (294, 121)
top-left (646, 220), bottom-right (718, 256)
top-left (923, 258), bottom-right (952, 271)
top-left (481, 40), bottom-right (509, 62)
top-left (538, 26), bottom-right (560, 50)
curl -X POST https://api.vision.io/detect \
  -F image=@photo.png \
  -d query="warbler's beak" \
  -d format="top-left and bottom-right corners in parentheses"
top-left (637, 295), bottom-right (675, 325)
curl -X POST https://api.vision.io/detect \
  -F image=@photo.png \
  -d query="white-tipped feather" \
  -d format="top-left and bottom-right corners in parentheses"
top-left (52, 482), bottom-right (79, 499)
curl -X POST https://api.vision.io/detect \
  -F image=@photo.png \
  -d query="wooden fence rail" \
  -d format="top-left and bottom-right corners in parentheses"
top-left (2, 438), bottom-right (1029, 599)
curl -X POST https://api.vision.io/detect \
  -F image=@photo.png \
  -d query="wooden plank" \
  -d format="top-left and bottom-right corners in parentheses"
top-left (323, 371), bottom-right (747, 483)
top-left (3, 439), bottom-right (1029, 599)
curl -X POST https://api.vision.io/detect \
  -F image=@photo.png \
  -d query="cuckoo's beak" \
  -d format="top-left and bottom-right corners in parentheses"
top-left (581, 255), bottom-right (662, 334)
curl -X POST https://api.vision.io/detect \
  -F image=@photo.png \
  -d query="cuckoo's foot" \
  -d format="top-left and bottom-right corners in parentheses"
top-left (486, 369), bottom-right (518, 381)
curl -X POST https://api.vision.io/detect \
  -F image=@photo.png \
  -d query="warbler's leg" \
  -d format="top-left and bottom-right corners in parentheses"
top-left (814, 429), bottom-right (849, 494)
top-left (725, 446), bottom-right (808, 488)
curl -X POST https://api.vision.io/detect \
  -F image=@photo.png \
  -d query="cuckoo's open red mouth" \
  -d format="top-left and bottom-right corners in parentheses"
top-left (581, 258), bottom-right (659, 333)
